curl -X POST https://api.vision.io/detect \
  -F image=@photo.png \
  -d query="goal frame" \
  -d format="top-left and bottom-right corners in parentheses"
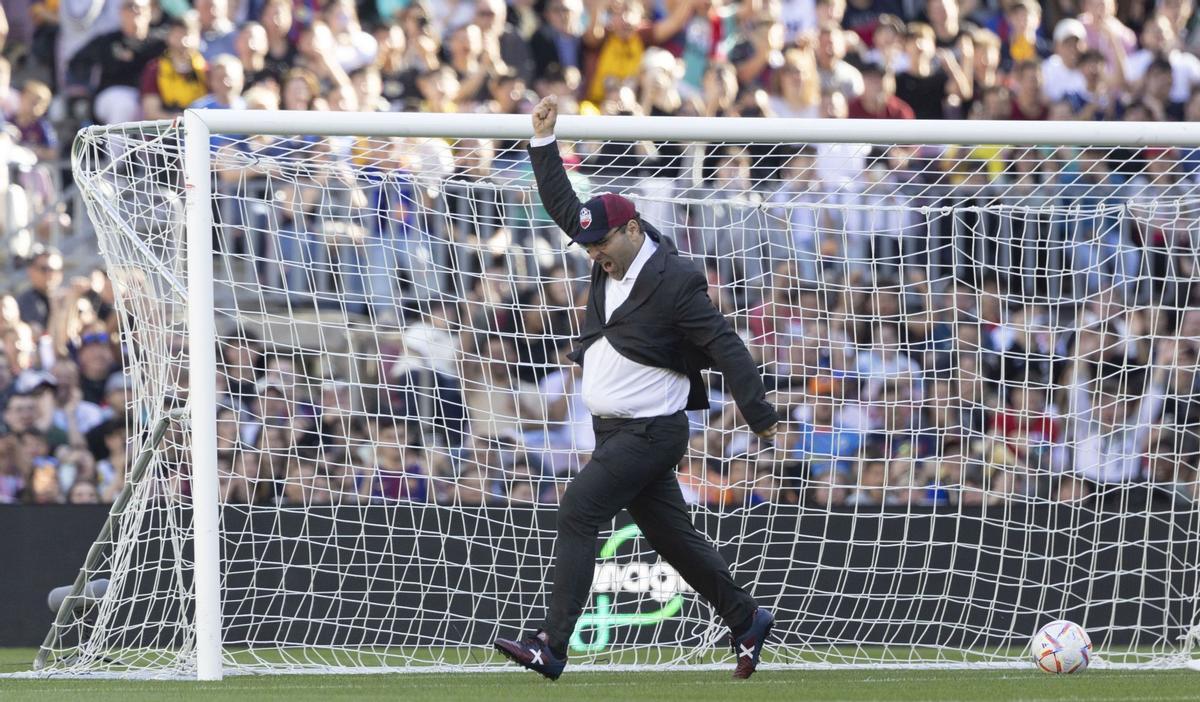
top-left (166, 110), bottom-right (1200, 681)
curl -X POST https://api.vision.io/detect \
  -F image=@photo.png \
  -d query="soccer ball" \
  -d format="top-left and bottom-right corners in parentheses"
top-left (1031, 620), bottom-right (1092, 674)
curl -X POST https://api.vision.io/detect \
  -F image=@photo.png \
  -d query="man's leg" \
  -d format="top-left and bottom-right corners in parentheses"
top-left (541, 415), bottom-right (686, 653)
top-left (626, 458), bottom-right (757, 633)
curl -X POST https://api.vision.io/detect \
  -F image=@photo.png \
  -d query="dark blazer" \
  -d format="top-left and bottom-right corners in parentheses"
top-left (528, 141), bottom-right (778, 433)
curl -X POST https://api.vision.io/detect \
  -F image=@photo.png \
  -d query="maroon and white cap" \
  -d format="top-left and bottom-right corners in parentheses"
top-left (573, 193), bottom-right (638, 244)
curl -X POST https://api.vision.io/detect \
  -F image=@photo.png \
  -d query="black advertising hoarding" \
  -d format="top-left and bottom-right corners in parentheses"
top-left (4, 503), bottom-right (1198, 653)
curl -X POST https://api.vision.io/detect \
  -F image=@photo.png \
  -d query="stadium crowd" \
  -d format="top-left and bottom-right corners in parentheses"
top-left (1, 0), bottom-right (1200, 510)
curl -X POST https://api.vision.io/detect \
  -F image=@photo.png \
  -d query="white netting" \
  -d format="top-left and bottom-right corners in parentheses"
top-left (37, 115), bottom-right (1200, 677)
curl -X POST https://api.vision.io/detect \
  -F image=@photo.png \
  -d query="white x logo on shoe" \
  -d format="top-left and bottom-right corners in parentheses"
top-left (739, 642), bottom-right (755, 659)
top-left (530, 648), bottom-right (544, 665)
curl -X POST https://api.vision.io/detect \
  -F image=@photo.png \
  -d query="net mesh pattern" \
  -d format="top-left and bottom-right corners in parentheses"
top-left (38, 119), bottom-right (1200, 676)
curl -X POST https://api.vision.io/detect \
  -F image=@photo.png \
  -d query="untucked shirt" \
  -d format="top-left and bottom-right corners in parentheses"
top-left (582, 234), bottom-right (690, 418)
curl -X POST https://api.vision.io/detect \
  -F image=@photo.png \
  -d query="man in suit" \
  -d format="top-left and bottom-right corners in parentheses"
top-left (493, 95), bottom-right (778, 680)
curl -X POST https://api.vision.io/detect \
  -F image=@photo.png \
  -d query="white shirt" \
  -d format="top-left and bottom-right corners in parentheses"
top-left (1068, 379), bottom-right (1163, 483)
top-left (1125, 49), bottom-right (1200, 103)
top-left (1041, 55), bottom-right (1088, 102)
top-left (778, 0), bottom-right (816, 43)
top-left (581, 234), bottom-right (691, 418)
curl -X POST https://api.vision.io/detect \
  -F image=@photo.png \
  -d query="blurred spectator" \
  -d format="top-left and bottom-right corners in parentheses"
top-left (864, 14), bottom-right (909, 73)
top-left (56, 0), bottom-right (121, 94)
top-left (1137, 57), bottom-right (1183, 120)
top-left (294, 19), bottom-right (355, 91)
top-left (969, 28), bottom-right (1000, 97)
top-left (1077, 0), bottom-right (1135, 74)
top-left (260, 0), bottom-right (297, 84)
top-left (720, 452), bottom-right (769, 508)
top-left (1009, 60), bottom-right (1047, 119)
top-left (815, 21), bottom-right (864, 98)
top-left (895, 22), bottom-right (970, 119)
top-left (373, 23), bottom-right (411, 108)
top-left (1001, 0), bottom-right (1051, 70)
top-left (11, 81), bottom-right (57, 162)
top-left (367, 420), bottom-right (428, 502)
top-left (726, 0), bottom-right (785, 89)
top-left (139, 12), bottom-right (208, 120)
top-left (66, 0), bottom-right (164, 124)
top-left (75, 331), bottom-right (119, 405)
top-left (1069, 48), bottom-right (1124, 119)
top-left (848, 63), bottom-right (914, 118)
top-left (699, 58), bottom-right (739, 116)
top-left (790, 385), bottom-right (864, 480)
top-left (767, 45), bottom-right (820, 117)
top-left (28, 456), bottom-right (63, 504)
top-left (8, 0), bottom-right (1200, 514)
top-left (398, 1), bottom-right (440, 85)
top-left (780, 0), bottom-right (818, 42)
top-left (1043, 18), bottom-right (1089, 102)
top-left (0, 57), bottom-right (17, 117)
top-left (637, 47), bottom-right (686, 121)
top-left (474, 0), bottom-right (534, 83)
top-left (197, 0), bottom-right (237, 60)
top-left (324, 0), bottom-right (377, 73)
top-left (1125, 14), bottom-right (1199, 102)
top-left (68, 479), bottom-right (100, 503)
top-left (234, 22), bottom-right (274, 91)
top-left (16, 246), bottom-right (62, 331)
top-left (530, 0), bottom-right (583, 84)
top-left (191, 54), bottom-right (246, 109)
top-left (462, 335), bottom-right (545, 444)
top-left (445, 23), bottom-right (498, 107)
top-left (351, 64), bottom-right (389, 112)
top-left (581, 0), bottom-right (694, 104)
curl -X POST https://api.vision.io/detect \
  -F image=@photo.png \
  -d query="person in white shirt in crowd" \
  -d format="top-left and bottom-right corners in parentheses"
top-left (1125, 13), bottom-right (1200, 105)
top-left (1041, 18), bottom-right (1089, 103)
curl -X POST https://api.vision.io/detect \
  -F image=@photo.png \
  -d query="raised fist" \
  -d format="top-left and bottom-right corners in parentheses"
top-left (532, 95), bottom-right (559, 138)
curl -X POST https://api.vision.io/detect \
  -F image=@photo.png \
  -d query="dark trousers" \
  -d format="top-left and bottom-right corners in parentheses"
top-left (542, 411), bottom-right (757, 652)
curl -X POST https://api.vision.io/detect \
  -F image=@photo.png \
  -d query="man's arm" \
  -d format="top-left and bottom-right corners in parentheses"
top-left (527, 95), bottom-right (584, 240)
top-left (674, 269), bottom-right (779, 436)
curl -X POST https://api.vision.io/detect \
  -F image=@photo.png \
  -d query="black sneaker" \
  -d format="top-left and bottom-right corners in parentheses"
top-left (493, 629), bottom-right (567, 680)
top-left (730, 608), bottom-right (774, 679)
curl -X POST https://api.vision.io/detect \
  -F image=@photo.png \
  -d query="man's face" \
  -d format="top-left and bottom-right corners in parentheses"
top-left (545, 0), bottom-right (574, 32)
top-left (1141, 17), bottom-right (1169, 52)
top-left (1056, 35), bottom-right (1082, 61)
top-left (1007, 6), bottom-right (1032, 34)
top-left (609, 0), bottom-right (642, 37)
top-left (197, 0), bottom-right (227, 27)
top-left (78, 341), bottom-right (115, 379)
top-left (168, 24), bottom-right (201, 54)
top-left (240, 24), bottom-right (267, 55)
top-left (863, 73), bottom-right (884, 99)
top-left (120, 0), bottom-right (153, 37)
top-left (1148, 67), bottom-right (1172, 97)
top-left (1082, 57), bottom-right (1104, 82)
top-left (1017, 64), bottom-right (1042, 93)
top-left (984, 89), bottom-right (1010, 118)
top-left (211, 62), bottom-right (245, 96)
top-left (585, 221), bottom-right (643, 279)
top-left (29, 254), bottom-right (63, 293)
top-left (263, 1), bottom-right (292, 35)
top-left (5, 396), bottom-right (37, 431)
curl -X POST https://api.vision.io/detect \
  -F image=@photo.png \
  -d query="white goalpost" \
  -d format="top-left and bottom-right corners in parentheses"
top-left (33, 109), bottom-right (1200, 679)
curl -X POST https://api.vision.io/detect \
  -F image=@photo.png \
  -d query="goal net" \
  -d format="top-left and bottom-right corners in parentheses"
top-left (38, 111), bottom-right (1200, 678)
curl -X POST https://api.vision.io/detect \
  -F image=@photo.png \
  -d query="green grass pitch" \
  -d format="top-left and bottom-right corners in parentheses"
top-left (2, 647), bottom-right (1197, 701)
